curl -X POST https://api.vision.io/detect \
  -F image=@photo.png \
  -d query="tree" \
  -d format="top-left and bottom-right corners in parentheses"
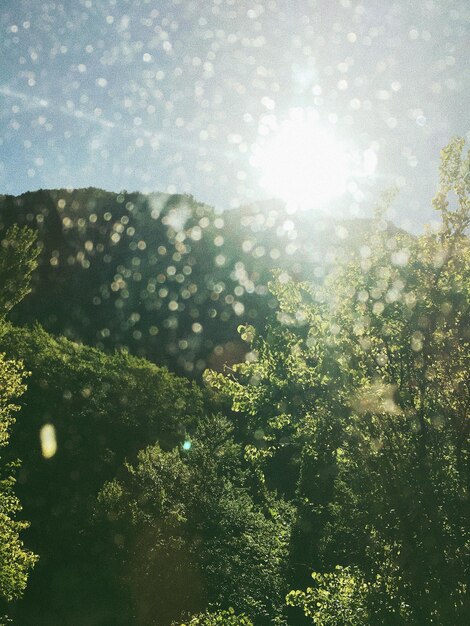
top-left (286, 566), bottom-right (371, 626)
top-left (174, 607), bottom-right (254, 625)
top-left (0, 225), bottom-right (39, 620)
top-left (0, 224), bottom-right (39, 316)
top-left (96, 415), bottom-right (293, 626)
top-left (0, 354), bottom-right (38, 619)
top-left (0, 321), bottom-right (206, 626)
top-left (206, 138), bottom-right (470, 624)
top-left (0, 354), bottom-right (38, 604)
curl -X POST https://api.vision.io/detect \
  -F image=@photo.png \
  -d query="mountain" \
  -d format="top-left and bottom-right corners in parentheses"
top-left (0, 188), bottom-right (403, 376)
top-left (0, 187), bottom-right (410, 624)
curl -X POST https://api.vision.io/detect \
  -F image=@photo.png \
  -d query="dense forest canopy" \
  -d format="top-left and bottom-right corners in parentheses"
top-left (0, 188), bottom-right (402, 377)
top-left (0, 139), bottom-right (468, 625)
top-left (0, 0), bottom-right (469, 624)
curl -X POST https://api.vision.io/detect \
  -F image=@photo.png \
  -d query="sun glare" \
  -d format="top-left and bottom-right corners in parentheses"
top-left (251, 109), bottom-right (352, 211)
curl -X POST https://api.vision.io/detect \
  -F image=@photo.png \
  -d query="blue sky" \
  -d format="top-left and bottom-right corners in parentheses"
top-left (1, 0), bottom-right (469, 229)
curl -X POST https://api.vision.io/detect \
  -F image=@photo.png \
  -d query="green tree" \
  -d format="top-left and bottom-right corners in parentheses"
top-left (0, 354), bottom-right (38, 621)
top-left (0, 224), bottom-right (39, 316)
top-left (286, 566), bottom-right (371, 626)
top-left (206, 139), bottom-right (470, 624)
top-left (0, 225), bottom-right (39, 620)
top-left (96, 415), bottom-right (293, 626)
top-left (0, 321), bottom-right (206, 626)
top-left (174, 607), bottom-right (254, 625)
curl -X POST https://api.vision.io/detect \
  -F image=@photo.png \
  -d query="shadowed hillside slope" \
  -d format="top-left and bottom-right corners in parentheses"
top-left (0, 189), bottom-right (403, 376)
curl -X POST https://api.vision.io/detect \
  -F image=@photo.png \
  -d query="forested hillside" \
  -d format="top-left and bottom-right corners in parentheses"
top-left (0, 140), bottom-right (468, 625)
top-left (0, 188), bottom-right (401, 376)
top-left (0, 323), bottom-right (205, 624)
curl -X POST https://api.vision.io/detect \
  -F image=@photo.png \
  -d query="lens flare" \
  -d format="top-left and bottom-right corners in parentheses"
top-left (40, 423), bottom-right (57, 459)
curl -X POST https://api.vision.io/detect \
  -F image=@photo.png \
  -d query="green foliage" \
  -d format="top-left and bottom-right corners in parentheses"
top-left (0, 354), bottom-right (25, 450)
top-left (0, 225), bottom-right (39, 316)
top-left (207, 139), bottom-right (470, 625)
top-left (0, 321), bottom-right (206, 625)
top-left (286, 566), bottom-right (372, 625)
top-left (175, 607), bottom-right (254, 625)
top-left (96, 414), bottom-right (293, 625)
top-left (0, 353), bottom-right (38, 605)
top-left (0, 140), bottom-right (468, 625)
top-left (433, 137), bottom-right (470, 235)
top-left (0, 188), bottom-right (392, 376)
top-left (0, 223), bottom-right (39, 619)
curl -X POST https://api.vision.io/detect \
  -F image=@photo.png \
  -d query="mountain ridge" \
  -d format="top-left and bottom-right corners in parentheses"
top-left (0, 187), bottom-right (405, 376)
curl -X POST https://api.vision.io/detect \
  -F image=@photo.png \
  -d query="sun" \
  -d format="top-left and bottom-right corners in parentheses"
top-left (250, 108), bottom-right (351, 211)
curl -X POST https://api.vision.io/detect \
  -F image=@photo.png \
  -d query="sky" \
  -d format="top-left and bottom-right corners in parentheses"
top-left (0, 0), bottom-right (469, 229)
